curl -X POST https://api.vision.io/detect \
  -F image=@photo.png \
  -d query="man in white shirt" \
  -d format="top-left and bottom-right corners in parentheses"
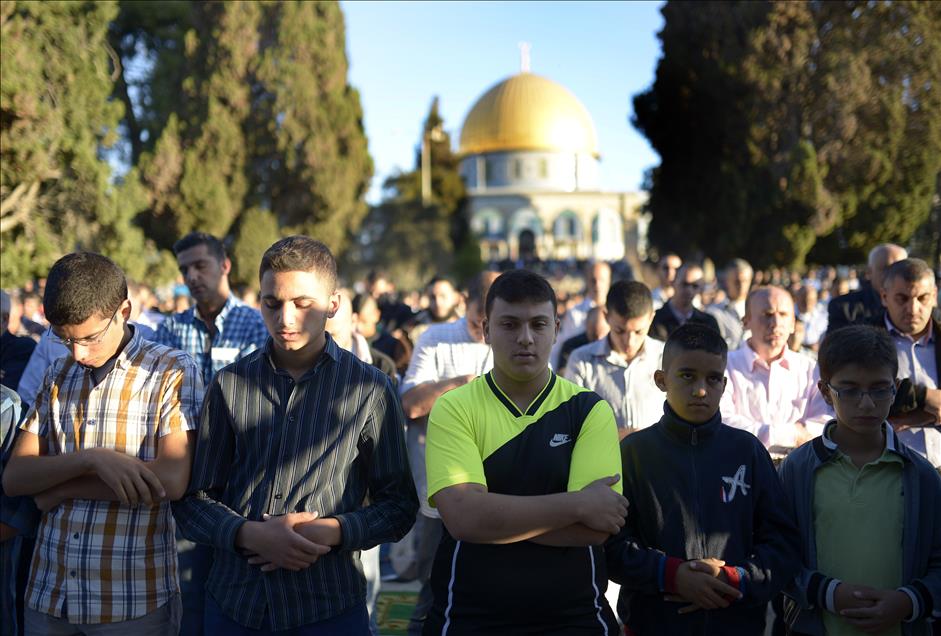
top-left (565, 280), bottom-right (664, 438)
top-left (398, 271), bottom-right (499, 636)
top-left (720, 286), bottom-right (830, 455)
top-left (551, 261), bottom-right (611, 369)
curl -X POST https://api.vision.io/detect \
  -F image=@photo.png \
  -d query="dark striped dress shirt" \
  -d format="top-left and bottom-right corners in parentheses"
top-left (173, 335), bottom-right (418, 630)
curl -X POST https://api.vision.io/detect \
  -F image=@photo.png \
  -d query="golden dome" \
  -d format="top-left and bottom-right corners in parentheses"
top-left (459, 73), bottom-right (599, 157)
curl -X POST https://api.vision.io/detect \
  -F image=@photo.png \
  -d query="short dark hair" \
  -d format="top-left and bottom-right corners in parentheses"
top-left (173, 231), bottom-right (226, 262)
top-left (351, 292), bottom-right (376, 315)
top-left (485, 269), bottom-right (557, 318)
top-left (818, 325), bottom-right (898, 384)
top-left (606, 280), bottom-right (653, 319)
top-left (259, 235), bottom-right (337, 289)
top-left (882, 258), bottom-right (935, 290)
top-left (662, 323), bottom-right (727, 370)
top-left (426, 275), bottom-right (455, 290)
top-left (44, 252), bottom-right (127, 326)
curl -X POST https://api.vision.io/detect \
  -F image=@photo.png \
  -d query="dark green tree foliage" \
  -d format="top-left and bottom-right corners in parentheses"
top-left (635, 1), bottom-right (941, 268)
top-left (343, 97), bottom-right (477, 290)
top-left (0, 1), bottom-right (164, 287)
top-left (134, 1), bottom-right (371, 275)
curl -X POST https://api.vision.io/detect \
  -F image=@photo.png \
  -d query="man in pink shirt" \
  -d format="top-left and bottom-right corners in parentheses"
top-left (720, 286), bottom-right (830, 455)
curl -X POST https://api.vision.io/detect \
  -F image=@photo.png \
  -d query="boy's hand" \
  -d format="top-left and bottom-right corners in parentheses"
top-left (83, 447), bottom-right (165, 505)
top-left (33, 488), bottom-right (64, 512)
top-left (575, 475), bottom-right (629, 534)
top-left (238, 512), bottom-right (331, 571)
top-left (840, 588), bottom-right (912, 633)
top-left (670, 561), bottom-right (742, 613)
top-left (833, 583), bottom-right (877, 613)
top-left (688, 557), bottom-right (728, 581)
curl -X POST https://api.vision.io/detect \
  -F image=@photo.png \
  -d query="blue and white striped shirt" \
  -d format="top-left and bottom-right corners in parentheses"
top-left (153, 295), bottom-right (268, 387)
top-left (173, 335), bottom-right (418, 630)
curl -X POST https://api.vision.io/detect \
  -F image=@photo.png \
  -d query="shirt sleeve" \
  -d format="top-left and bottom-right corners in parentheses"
top-left (151, 317), bottom-right (176, 348)
top-left (172, 377), bottom-right (247, 552)
top-left (333, 379), bottom-right (419, 551)
top-left (425, 390), bottom-right (487, 507)
top-left (562, 352), bottom-right (589, 388)
top-left (720, 371), bottom-right (765, 439)
top-left (16, 332), bottom-right (61, 408)
top-left (567, 398), bottom-right (623, 493)
top-left (156, 357), bottom-right (203, 437)
top-left (400, 330), bottom-right (441, 395)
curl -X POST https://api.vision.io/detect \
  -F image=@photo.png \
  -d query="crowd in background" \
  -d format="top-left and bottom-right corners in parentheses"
top-left (1, 234), bottom-right (939, 636)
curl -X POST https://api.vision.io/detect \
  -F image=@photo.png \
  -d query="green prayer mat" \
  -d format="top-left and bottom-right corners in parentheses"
top-left (376, 591), bottom-right (418, 636)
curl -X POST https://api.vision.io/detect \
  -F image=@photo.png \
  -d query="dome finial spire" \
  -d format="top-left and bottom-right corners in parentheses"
top-left (518, 42), bottom-right (531, 73)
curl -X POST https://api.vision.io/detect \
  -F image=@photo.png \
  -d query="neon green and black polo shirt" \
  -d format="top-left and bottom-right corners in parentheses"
top-left (423, 371), bottom-right (621, 635)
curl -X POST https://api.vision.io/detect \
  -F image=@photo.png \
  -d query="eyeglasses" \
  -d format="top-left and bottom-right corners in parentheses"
top-left (826, 383), bottom-right (897, 403)
top-left (680, 281), bottom-right (703, 290)
top-left (52, 307), bottom-right (120, 348)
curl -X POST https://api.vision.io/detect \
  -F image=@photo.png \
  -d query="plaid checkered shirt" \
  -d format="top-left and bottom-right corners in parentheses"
top-left (153, 295), bottom-right (268, 387)
top-left (20, 329), bottom-right (202, 624)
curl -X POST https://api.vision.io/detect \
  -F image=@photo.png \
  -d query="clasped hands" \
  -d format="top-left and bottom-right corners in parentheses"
top-left (239, 512), bottom-right (340, 572)
top-left (832, 582), bottom-right (912, 634)
top-left (664, 558), bottom-right (742, 614)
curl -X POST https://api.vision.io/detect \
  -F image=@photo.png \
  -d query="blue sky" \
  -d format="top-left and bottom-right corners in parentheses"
top-left (341, 1), bottom-right (665, 203)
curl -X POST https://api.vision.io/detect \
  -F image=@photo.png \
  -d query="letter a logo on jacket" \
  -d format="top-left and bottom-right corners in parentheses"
top-left (720, 465), bottom-right (750, 503)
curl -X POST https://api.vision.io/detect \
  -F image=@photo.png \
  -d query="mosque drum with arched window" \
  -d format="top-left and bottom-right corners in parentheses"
top-left (458, 71), bottom-right (647, 265)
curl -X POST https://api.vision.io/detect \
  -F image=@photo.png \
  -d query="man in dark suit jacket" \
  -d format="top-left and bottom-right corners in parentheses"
top-left (650, 263), bottom-right (720, 341)
top-left (826, 243), bottom-right (907, 335)
top-left (878, 259), bottom-right (941, 440)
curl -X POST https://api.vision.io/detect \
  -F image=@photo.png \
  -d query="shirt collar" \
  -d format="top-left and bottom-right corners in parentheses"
top-left (818, 419), bottom-right (905, 463)
top-left (592, 335), bottom-right (650, 367)
top-left (193, 295), bottom-right (240, 330)
top-left (668, 301), bottom-right (693, 324)
top-left (743, 340), bottom-right (791, 371)
top-left (884, 313), bottom-right (934, 346)
top-left (113, 325), bottom-right (145, 371)
top-left (263, 331), bottom-right (340, 379)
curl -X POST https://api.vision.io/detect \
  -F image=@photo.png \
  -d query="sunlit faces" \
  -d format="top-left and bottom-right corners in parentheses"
top-left (672, 266), bottom-right (704, 312)
top-left (52, 300), bottom-right (132, 369)
top-left (819, 363), bottom-right (897, 437)
top-left (465, 299), bottom-right (486, 344)
top-left (745, 288), bottom-right (795, 358)
top-left (587, 263), bottom-right (612, 302)
top-left (484, 298), bottom-right (559, 382)
top-left (658, 255), bottom-right (682, 288)
top-left (260, 270), bottom-right (339, 355)
top-left (654, 349), bottom-right (727, 424)
top-left (606, 309), bottom-right (653, 361)
top-left (724, 268), bottom-right (753, 302)
top-left (427, 280), bottom-right (461, 322)
top-left (176, 244), bottom-right (230, 306)
top-left (881, 275), bottom-right (937, 337)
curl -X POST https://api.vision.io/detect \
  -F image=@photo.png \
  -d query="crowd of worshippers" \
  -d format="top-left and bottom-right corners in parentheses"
top-left (0, 232), bottom-right (938, 636)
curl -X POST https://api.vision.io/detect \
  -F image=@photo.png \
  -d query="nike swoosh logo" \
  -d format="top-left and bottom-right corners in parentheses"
top-left (549, 439), bottom-right (571, 447)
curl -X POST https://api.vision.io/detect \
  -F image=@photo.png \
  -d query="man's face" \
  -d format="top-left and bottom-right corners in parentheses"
top-left (484, 298), bottom-right (558, 382)
top-left (465, 299), bottom-right (486, 343)
top-left (724, 268), bottom-right (753, 302)
top-left (260, 269), bottom-right (339, 355)
top-left (658, 255), bottom-right (681, 287)
top-left (606, 310), bottom-right (652, 361)
top-left (882, 275), bottom-right (937, 336)
top-left (53, 300), bottom-right (131, 369)
top-left (654, 349), bottom-right (727, 424)
top-left (796, 286), bottom-right (817, 313)
top-left (746, 288), bottom-right (795, 358)
top-left (427, 280), bottom-right (460, 322)
top-left (177, 244), bottom-right (229, 306)
top-left (673, 266), bottom-right (704, 312)
top-left (588, 264), bottom-right (611, 302)
top-left (354, 297), bottom-right (381, 339)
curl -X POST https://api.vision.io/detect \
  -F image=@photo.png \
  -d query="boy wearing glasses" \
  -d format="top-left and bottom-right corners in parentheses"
top-left (779, 325), bottom-right (941, 636)
top-left (2, 252), bottom-right (201, 634)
